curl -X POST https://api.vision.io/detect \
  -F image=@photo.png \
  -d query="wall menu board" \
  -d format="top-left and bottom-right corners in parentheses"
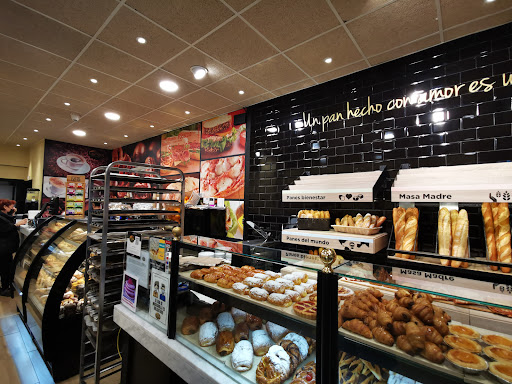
top-left (65, 175), bottom-right (85, 218)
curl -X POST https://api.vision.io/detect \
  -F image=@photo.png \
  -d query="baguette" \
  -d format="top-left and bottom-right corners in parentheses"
top-left (496, 203), bottom-right (511, 273)
top-left (492, 203), bottom-right (501, 264)
top-left (347, 215), bottom-right (355, 227)
top-left (363, 213), bottom-right (372, 228)
top-left (401, 216), bottom-right (418, 260)
top-left (393, 208), bottom-right (406, 257)
top-left (438, 208), bottom-right (452, 266)
top-left (451, 209), bottom-right (469, 268)
top-left (450, 210), bottom-right (458, 240)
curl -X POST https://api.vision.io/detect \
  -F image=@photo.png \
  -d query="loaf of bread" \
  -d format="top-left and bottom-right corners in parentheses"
top-left (482, 203), bottom-right (498, 271)
top-left (451, 209), bottom-right (469, 268)
top-left (400, 216), bottom-right (418, 260)
top-left (393, 207), bottom-right (406, 257)
top-left (438, 208), bottom-right (452, 266)
top-left (496, 203), bottom-right (511, 273)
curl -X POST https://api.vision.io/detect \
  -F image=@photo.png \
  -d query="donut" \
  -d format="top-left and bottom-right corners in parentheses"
top-left (283, 274), bottom-right (301, 285)
top-left (217, 312), bottom-right (235, 332)
top-left (300, 282), bottom-right (315, 294)
top-left (249, 287), bottom-right (269, 301)
top-left (232, 282), bottom-right (249, 295)
top-left (244, 277), bottom-right (264, 288)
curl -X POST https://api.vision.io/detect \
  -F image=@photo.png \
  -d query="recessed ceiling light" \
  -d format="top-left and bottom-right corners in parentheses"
top-left (16, 144), bottom-right (20, 147)
top-left (124, 134), bottom-right (128, 138)
top-left (485, 0), bottom-right (495, 2)
top-left (150, 124), bottom-right (155, 128)
top-left (90, 78), bottom-right (98, 84)
top-left (190, 65), bottom-right (208, 80)
top-left (73, 130), bottom-right (86, 137)
top-left (324, 57), bottom-right (333, 64)
top-left (159, 80), bottom-right (179, 92)
top-left (104, 142), bottom-right (108, 145)
top-left (34, 129), bottom-right (39, 132)
top-left (136, 37), bottom-right (147, 44)
top-left (64, 102), bottom-right (70, 106)
top-left (238, 90), bottom-right (245, 95)
top-left (45, 117), bottom-right (52, 121)
top-left (185, 111), bottom-right (190, 115)
top-left (23, 138), bottom-right (27, 140)
top-left (104, 112), bottom-right (121, 121)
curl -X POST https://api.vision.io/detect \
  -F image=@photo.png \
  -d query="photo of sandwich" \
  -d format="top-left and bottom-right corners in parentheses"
top-left (161, 124), bottom-right (201, 174)
top-left (201, 112), bottom-right (246, 159)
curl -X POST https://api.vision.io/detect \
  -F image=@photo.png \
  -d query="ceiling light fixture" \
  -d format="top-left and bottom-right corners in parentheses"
top-left (34, 129), bottom-right (39, 132)
top-left (104, 142), bottom-right (108, 145)
top-left (64, 102), bottom-right (70, 106)
top-left (136, 37), bottom-right (147, 44)
top-left (185, 111), bottom-right (190, 114)
top-left (486, 0), bottom-right (495, 2)
top-left (16, 144), bottom-right (20, 147)
top-left (23, 138), bottom-right (27, 140)
top-left (150, 124), bottom-right (155, 128)
top-left (159, 80), bottom-right (179, 92)
top-left (124, 135), bottom-right (128, 138)
top-left (324, 57), bottom-right (333, 64)
top-left (105, 112), bottom-right (121, 121)
top-left (73, 130), bottom-right (86, 136)
top-left (190, 65), bottom-right (208, 80)
top-left (45, 117), bottom-right (52, 121)
top-left (238, 90), bottom-right (245, 95)
top-left (90, 78), bottom-right (98, 84)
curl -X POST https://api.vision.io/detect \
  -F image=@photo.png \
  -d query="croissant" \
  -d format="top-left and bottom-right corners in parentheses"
top-left (413, 292), bottom-right (433, 303)
top-left (398, 296), bottom-right (414, 309)
top-left (364, 317), bottom-right (378, 330)
top-left (342, 305), bottom-right (367, 320)
top-left (385, 299), bottom-right (400, 313)
top-left (342, 319), bottom-right (372, 339)
top-left (377, 310), bottom-right (393, 331)
top-left (421, 342), bottom-right (445, 364)
top-left (392, 306), bottom-right (412, 322)
top-left (409, 315), bottom-right (424, 327)
top-left (405, 322), bottom-right (425, 351)
top-left (396, 335), bottom-right (415, 355)
top-left (352, 299), bottom-right (371, 312)
top-left (395, 288), bottom-right (411, 300)
top-left (432, 313), bottom-right (449, 336)
top-left (411, 301), bottom-right (434, 325)
top-left (372, 326), bottom-right (395, 346)
top-left (366, 287), bottom-right (384, 299)
top-left (423, 326), bottom-right (443, 345)
top-left (391, 321), bottom-right (407, 337)
top-left (432, 305), bottom-right (451, 322)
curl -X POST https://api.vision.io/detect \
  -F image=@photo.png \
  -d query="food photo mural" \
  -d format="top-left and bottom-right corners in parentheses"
top-left (42, 140), bottom-right (111, 214)
top-left (201, 110), bottom-right (246, 160)
top-left (161, 123), bottom-right (200, 175)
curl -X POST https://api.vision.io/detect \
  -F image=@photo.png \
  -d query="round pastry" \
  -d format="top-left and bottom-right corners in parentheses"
top-left (278, 339), bottom-right (301, 372)
top-left (241, 265), bottom-right (255, 272)
top-left (263, 280), bottom-right (285, 294)
top-left (256, 355), bottom-right (285, 384)
top-left (181, 316), bottom-right (200, 335)
top-left (217, 312), bottom-right (235, 332)
top-left (216, 330), bottom-right (235, 356)
top-left (285, 289), bottom-right (301, 302)
top-left (300, 282), bottom-right (315, 294)
top-left (446, 349), bottom-right (488, 372)
top-left (444, 335), bottom-right (482, 353)
top-left (252, 329), bottom-right (274, 356)
top-left (249, 287), bottom-right (269, 301)
top-left (190, 270), bottom-right (205, 279)
top-left (293, 301), bottom-right (317, 320)
top-left (217, 277), bottom-right (234, 289)
top-left (292, 271), bottom-right (308, 283)
top-left (266, 321), bottom-right (289, 343)
top-left (309, 292), bottom-right (318, 302)
top-left (282, 333), bottom-right (309, 361)
top-left (291, 361), bottom-right (316, 383)
top-left (293, 285), bottom-right (307, 298)
top-left (246, 314), bottom-right (262, 330)
top-left (267, 345), bottom-right (292, 380)
top-left (253, 273), bottom-right (270, 282)
top-left (489, 362), bottom-right (512, 383)
top-left (275, 278), bottom-right (294, 290)
top-left (268, 293), bottom-right (292, 307)
top-left (264, 270), bottom-right (281, 280)
top-left (234, 322), bottom-right (250, 343)
top-left (199, 322), bottom-right (218, 347)
top-left (484, 346), bottom-right (512, 363)
top-left (232, 282), bottom-right (249, 295)
top-left (231, 307), bottom-right (247, 324)
top-left (244, 277), bottom-right (264, 288)
top-left (482, 334), bottom-right (512, 349)
top-left (283, 274), bottom-right (301, 285)
top-left (338, 286), bottom-right (354, 300)
top-left (449, 325), bottom-right (480, 339)
top-left (232, 340), bottom-right (254, 372)
top-left (204, 272), bottom-right (224, 283)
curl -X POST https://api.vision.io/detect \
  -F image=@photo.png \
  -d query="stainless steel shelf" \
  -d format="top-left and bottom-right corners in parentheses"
top-left (92, 186), bottom-right (178, 193)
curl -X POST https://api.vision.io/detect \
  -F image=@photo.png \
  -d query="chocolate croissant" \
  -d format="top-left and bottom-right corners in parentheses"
top-left (216, 330), bottom-right (234, 356)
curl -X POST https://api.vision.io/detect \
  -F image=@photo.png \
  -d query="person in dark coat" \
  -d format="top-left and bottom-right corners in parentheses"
top-left (0, 199), bottom-right (27, 296)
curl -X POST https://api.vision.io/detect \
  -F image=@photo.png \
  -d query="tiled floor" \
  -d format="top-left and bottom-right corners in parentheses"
top-left (0, 296), bottom-right (120, 384)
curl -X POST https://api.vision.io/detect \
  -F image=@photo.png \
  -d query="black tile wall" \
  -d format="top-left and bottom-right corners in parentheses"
top-left (246, 23), bottom-right (512, 255)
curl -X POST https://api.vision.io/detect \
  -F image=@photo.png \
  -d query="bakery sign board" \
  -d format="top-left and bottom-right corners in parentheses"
top-left (282, 191), bottom-right (372, 203)
top-left (150, 269), bottom-right (169, 328)
top-left (391, 187), bottom-right (512, 203)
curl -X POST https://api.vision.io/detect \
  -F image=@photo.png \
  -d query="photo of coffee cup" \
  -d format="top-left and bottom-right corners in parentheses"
top-left (61, 153), bottom-right (86, 171)
top-left (49, 177), bottom-right (66, 194)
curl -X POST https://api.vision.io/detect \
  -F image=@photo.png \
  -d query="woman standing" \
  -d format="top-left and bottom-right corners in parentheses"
top-left (0, 199), bottom-right (27, 296)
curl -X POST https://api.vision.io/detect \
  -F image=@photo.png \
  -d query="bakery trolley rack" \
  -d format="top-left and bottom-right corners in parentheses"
top-left (78, 161), bottom-right (185, 384)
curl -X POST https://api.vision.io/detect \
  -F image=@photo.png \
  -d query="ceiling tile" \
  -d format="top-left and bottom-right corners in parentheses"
top-left (179, 89), bottom-right (233, 111)
top-left (117, 86), bottom-right (174, 109)
top-left (137, 69), bottom-right (200, 99)
top-left (33, 104), bottom-right (78, 122)
top-left (239, 92), bottom-right (276, 107)
top-left (206, 74), bottom-right (267, 102)
top-left (241, 0), bottom-right (339, 51)
top-left (15, 0), bottom-right (119, 35)
top-left (125, 0), bottom-right (234, 43)
top-left (77, 41), bottom-right (155, 83)
top-left (331, 0), bottom-right (390, 22)
top-left (0, 60), bottom-right (55, 90)
top-left (41, 93), bottom-right (96, 116)
top-left (347, 0), bottom-right (438, 57)
top-left (444, 9), bottom-right (512, 42)
top-left (313, 61), bottom-right (369, 84)
top-left (159, 100), bottom-right (207, 118)
top-left (62, 63), bottom-right (130, 96)
top-left (211, 103), bottom-right (244, 116)
top-left (440, 0), bottom-right (512, 29)
top-left (0, 35), bottom-right (70, 77)
top-left (52, 80), bottom-right (112, 106)
top-left (28, 111), bottom-right (70, 130)
top-left (272, 79), bottom-right (316, 97)
top-left (98, 98), bottom-right (153, 120)
top-left (140, 110), bottom-right (184, 126)
top-left (162, 47), bottom-right (235, 86)
top-left (0, 78), bottom-right (46, 105)
top-left (0, 1), bottom-right (90, 59)
top-left (240, 54), bottom-right (308, 90)
top-left (195, 18), bottom-right (278, 71)
top-left (368, 34), bottom-right (441, 65)
top-left (0, 92), bottom-right (34, 112)
top-left (223, 0), bottom-right (258, 12)
top-left (286, 28), bottom-right (364, 77)
top-left (98, 6), bottom-right (188, 66)
top-left (123, 118), bottom-right (160, 130)
top-left (70, 114), bottom-right (120, 132)
top-left (106, 125), bottom-right (157, 144)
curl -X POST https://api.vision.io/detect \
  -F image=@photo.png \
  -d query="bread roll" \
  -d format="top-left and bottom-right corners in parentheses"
top-left (451, 209), bottom-right (469, 268)
top-left (496, 203), bottom-right (511, 273)
top-left (252, 329), bottom-right (274, 356)
top-left (199, 322), bottom-right (218, 347)
top-left (216, 331), bottom-right (234, 356)
top-left (231, 340), bottom-right (253, 372)
top-left (438, 208), bottom-right (452, 266)
top-left (217, 312), bottom-right (235, 332)
top-left (181, 316), bottom-right (200, 335)
top-left (482, 203), bottom-right (498, 271)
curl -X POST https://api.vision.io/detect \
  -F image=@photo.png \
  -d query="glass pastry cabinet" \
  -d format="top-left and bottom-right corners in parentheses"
top-left (11, 217), bottom-right (95, 381)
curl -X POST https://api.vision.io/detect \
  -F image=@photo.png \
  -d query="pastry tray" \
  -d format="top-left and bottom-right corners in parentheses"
top-left (176, 308), bottom-right (316, 384)
top-left (331, 225), bottom-right (382, 235)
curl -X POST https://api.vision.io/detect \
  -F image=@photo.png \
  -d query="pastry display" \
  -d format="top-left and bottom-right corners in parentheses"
top-left (393, 207), bottom-right (419, 259)
top-left (448, 325), bottom-right (480, 339)
top-left (482, 334), bottom-right (512, 349)
top-left (339, 351), bottom-right (387, 384)
top-left (446, 349), bottom-right (488, 372)
top-left (484, 346), bottom-right (512, 363)
top-left (444, 335), bottom-right (482, 353)
top-left (489, 362), bottom-right (512, 383)
top-left (333, 213), bottom-right (386, 234)
top-left (232, 340), bottom-right (254, 372)
top-left (297, 210), bottom-right (331, 231)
